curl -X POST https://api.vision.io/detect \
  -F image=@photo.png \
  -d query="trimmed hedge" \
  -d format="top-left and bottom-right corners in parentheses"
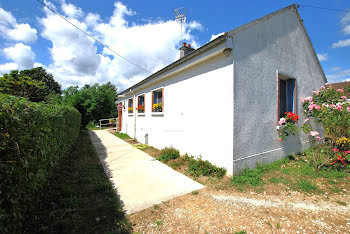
top-left (0, 94), bottom-right (81, 232)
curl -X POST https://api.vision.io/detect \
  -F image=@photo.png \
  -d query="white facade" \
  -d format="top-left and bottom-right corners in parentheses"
top-left (118, 5), bottom-right (326, 175)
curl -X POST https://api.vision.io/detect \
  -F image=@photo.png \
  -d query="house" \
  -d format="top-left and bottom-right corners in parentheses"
top-left (117, 4), bottom-right (326, 175)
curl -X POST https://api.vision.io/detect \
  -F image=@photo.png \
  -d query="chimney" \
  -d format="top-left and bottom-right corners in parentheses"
top-left (179, 42), bottom-right (195, 58)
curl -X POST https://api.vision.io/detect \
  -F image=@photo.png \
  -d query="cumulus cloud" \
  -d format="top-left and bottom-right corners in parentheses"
top-left (0, 8), bottom-right (37, 42)
top-left (317, 53), bottom-right (328, 62)
top-left (326, 68), bottom-right (350, 81)
top-left (0, 62), bottom-right (19, 75)
top-left (332, 38), bottom-right (350, 48)
top-left (210, 32), bottom-right (224, 41)
top-left (61, 0), bottom-right (84, 18)
top-left (39, 1), bottom-right (202, 89)
top-left (332, 10), bottom-right (350, 48)
top-left (3, 43), bottom-right (35, 69)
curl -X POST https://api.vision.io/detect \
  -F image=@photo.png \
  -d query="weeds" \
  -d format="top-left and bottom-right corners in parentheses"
top-left (158, 147), bottom-right (180, 162)
top-left (184, 154), bottom-right (227, 178)
top-left (114, 131), bottom-right (131, 139)
top-left (335, 200), bottom-right (347, 206)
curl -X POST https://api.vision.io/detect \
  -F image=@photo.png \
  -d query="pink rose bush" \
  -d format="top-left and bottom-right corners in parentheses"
top-left (301, 85), bottom-right (350, 144)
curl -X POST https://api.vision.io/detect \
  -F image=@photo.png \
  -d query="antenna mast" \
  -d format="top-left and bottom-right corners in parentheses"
top-left (174, 7), bottom-right (186, 41)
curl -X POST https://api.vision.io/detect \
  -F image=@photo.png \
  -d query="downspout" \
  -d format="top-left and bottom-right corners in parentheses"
top-left (129, 88), bottom-right (137, 139)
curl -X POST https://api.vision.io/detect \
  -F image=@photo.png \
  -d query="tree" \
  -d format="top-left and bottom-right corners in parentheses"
top-left (62, 82), bottom-right (117, 127)
top-left (0, 67), bottom-right (61, 102)
top-left (0, 70), bottom-right (46, 100)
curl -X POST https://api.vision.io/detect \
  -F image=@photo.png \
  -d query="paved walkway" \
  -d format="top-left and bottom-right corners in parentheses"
top-left (89, 130), bottom-right (204, 214)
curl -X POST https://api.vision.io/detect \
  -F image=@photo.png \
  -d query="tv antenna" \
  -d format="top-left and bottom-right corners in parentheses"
top-left (174, 7), bottom-right (186, 41)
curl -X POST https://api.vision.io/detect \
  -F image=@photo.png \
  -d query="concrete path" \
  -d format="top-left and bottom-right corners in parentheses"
top-left (89, 130), bottom-right (204, 214)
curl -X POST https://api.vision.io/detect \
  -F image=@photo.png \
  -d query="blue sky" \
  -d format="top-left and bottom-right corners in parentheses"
top-left (0, 0), bottom-right (349, 90)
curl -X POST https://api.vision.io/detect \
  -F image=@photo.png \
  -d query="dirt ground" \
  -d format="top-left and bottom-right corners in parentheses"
top-left (128, 186), bottom-right (349, 233)
top-left (109, 132), bottom-right (349, 233)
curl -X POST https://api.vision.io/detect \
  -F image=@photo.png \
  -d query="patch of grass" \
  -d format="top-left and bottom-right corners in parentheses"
top-left (169, 159), bottom-right (185, 170)
top-left (231, 164), bottom-right (265, 187)
top-left (184, 154), bottom-right (227, 178)
top-left (133, 144), bottom-right (150, 150)
top-left (114, 131), bottom-right (132, 139)
top-left (276, 223), bottom-right (281, 229)
top-left (294, 179), bottom-right (321, 193)
top-left (234, 230), bottom-right (247, 234)
top-left (335, 200), bottom-right (347, 206)
top-left (268, 177), bottom-right (290, 185)
top-left (191, 190), bottom-right (199, 195)
top-left (153, 204), bottom-right (159, 210)
top-left (23, 131), bottom-right (131, 233)
top-left (155, 220), bottom-right (163, 227)
top-left (158, 147), bottom-right (180, 162)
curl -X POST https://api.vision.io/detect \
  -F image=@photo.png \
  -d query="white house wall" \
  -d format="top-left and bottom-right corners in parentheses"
top-left (231, 7), bottom-right (325, 174)
top-left (119, 53), bottom-right (234, 174)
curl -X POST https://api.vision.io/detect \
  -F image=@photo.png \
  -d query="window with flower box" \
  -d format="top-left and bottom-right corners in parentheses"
top-left (128, 98), bottom-right (133, 113)
top-left (278, 74), bottom-right (296, 119)
top-left (137, 95), bottom-right (145, 113)
top-left (152, 88), bottom-right (163, 112)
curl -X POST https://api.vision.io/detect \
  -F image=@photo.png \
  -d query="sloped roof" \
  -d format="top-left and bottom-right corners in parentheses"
top-left (119, 4), bottom-right (326, 95)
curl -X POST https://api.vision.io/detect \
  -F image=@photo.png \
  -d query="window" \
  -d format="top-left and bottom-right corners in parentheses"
top-left (128, 98), bottom-right (133, 113)
top-left (278, 75), bottom-right (296, 119)
top-left (152, 89), bottom-right (163, 112)
top-left (137, 95), bottom-right (145, 113)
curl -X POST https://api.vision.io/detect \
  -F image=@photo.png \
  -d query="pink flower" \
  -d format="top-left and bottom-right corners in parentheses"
top-left (322, 103), bottom-right (326, 107)
top-left (308, 131), bottom-right (319, 137)
top-left (315, 105), bottom-right (321, 110)
top-left (336, 104), bottom-right (342, 110)
top-left (308, 104), bottom-right (317, 110)
top-left (330, 104), bottom-right (336, 109)
top-left (278, 117), bottom-right (286, 125)
top-left (313, 91), bottom-right (320, 95)
top-left (315, 136), bottom-right (321, 141)
top-left (302, 96), bottom-right (313, 103)
top-left (341, 96), bottom-right (347, 99)
top-left (347, 107), bottom-right (350, 112)
top-left (320, 86), bottom-right (325, 90)
top-left (278, 138), bottom-right (283, 142)
top-left (303, 118), bottom-right (310, 123)
top-left (337, 89), bottom-right (344, 93)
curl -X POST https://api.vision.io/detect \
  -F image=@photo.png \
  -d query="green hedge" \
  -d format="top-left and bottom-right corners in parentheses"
top-left (0, 94), bottom-right (81, 232)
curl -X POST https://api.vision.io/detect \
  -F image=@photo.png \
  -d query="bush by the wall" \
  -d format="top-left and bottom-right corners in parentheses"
top-left (184, 154), bottom-right (227, 178)
top-left (0, 94), bottom-right (81, 232)
top-left (158, 147), bottom-right (180, 162)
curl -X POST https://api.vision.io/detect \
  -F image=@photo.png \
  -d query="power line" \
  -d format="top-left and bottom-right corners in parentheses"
top-left (299, 4), bottom-right (350, 13)
top-left (34, 0), bottom-right (152, 74)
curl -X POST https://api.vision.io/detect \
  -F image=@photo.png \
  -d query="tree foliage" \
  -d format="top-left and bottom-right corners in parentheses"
top-left (0, 67), bottom-right (61, 102)
top-left (62, 82), bottom-right (118, 127)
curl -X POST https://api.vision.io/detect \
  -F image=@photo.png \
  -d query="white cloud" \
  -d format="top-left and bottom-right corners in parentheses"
top-left (0, 62), bottom-right (19, 75)
top-left (0, 8), bottom-right (37, 43)
top-left (331, 67), bottom-right (341, 71)
top-left (332, 38), bottom-right (350, 48)
top-left (210, 32), bottom-right (224, 41)
top-left (3, 43), bottom-right (35, 69)
top-left (61, 1), bottom-right (83, 18)
top-left (317, 53), bottom-right (328, 62)
top-left (39, 1), bottom-right (202, 89)
top-left (326, 68), bottom-right (350, 80)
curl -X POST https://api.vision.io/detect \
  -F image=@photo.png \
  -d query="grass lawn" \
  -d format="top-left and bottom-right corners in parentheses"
top-left (114, 131), bottom-right (132, 139)
top-left (23, 131), bottom-right (131, 233)
top-left (231, 147), bottom-right (350, 195)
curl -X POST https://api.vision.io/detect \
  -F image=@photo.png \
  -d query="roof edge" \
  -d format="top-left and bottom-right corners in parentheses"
top-left (118, 35), bottom-right (227, 95)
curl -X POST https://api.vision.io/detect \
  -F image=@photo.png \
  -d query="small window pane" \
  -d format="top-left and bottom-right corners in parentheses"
top-left (152, 89), bottom-right (163, 112)
top-left (138, 95), bottom-right (145, 113)
top-left (128, 98), bottom-right (133, 113)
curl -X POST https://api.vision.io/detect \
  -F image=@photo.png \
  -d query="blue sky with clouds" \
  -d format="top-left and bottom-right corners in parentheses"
top-left (0, 0), bottom-right (349, 90)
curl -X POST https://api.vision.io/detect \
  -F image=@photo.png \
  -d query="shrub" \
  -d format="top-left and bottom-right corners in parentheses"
top-left (158, 147), bottom-right (180, 162)
top-left (184, 154), bottom-right (227, 178)
top-left (0, 94), bottom-right (81, 232)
